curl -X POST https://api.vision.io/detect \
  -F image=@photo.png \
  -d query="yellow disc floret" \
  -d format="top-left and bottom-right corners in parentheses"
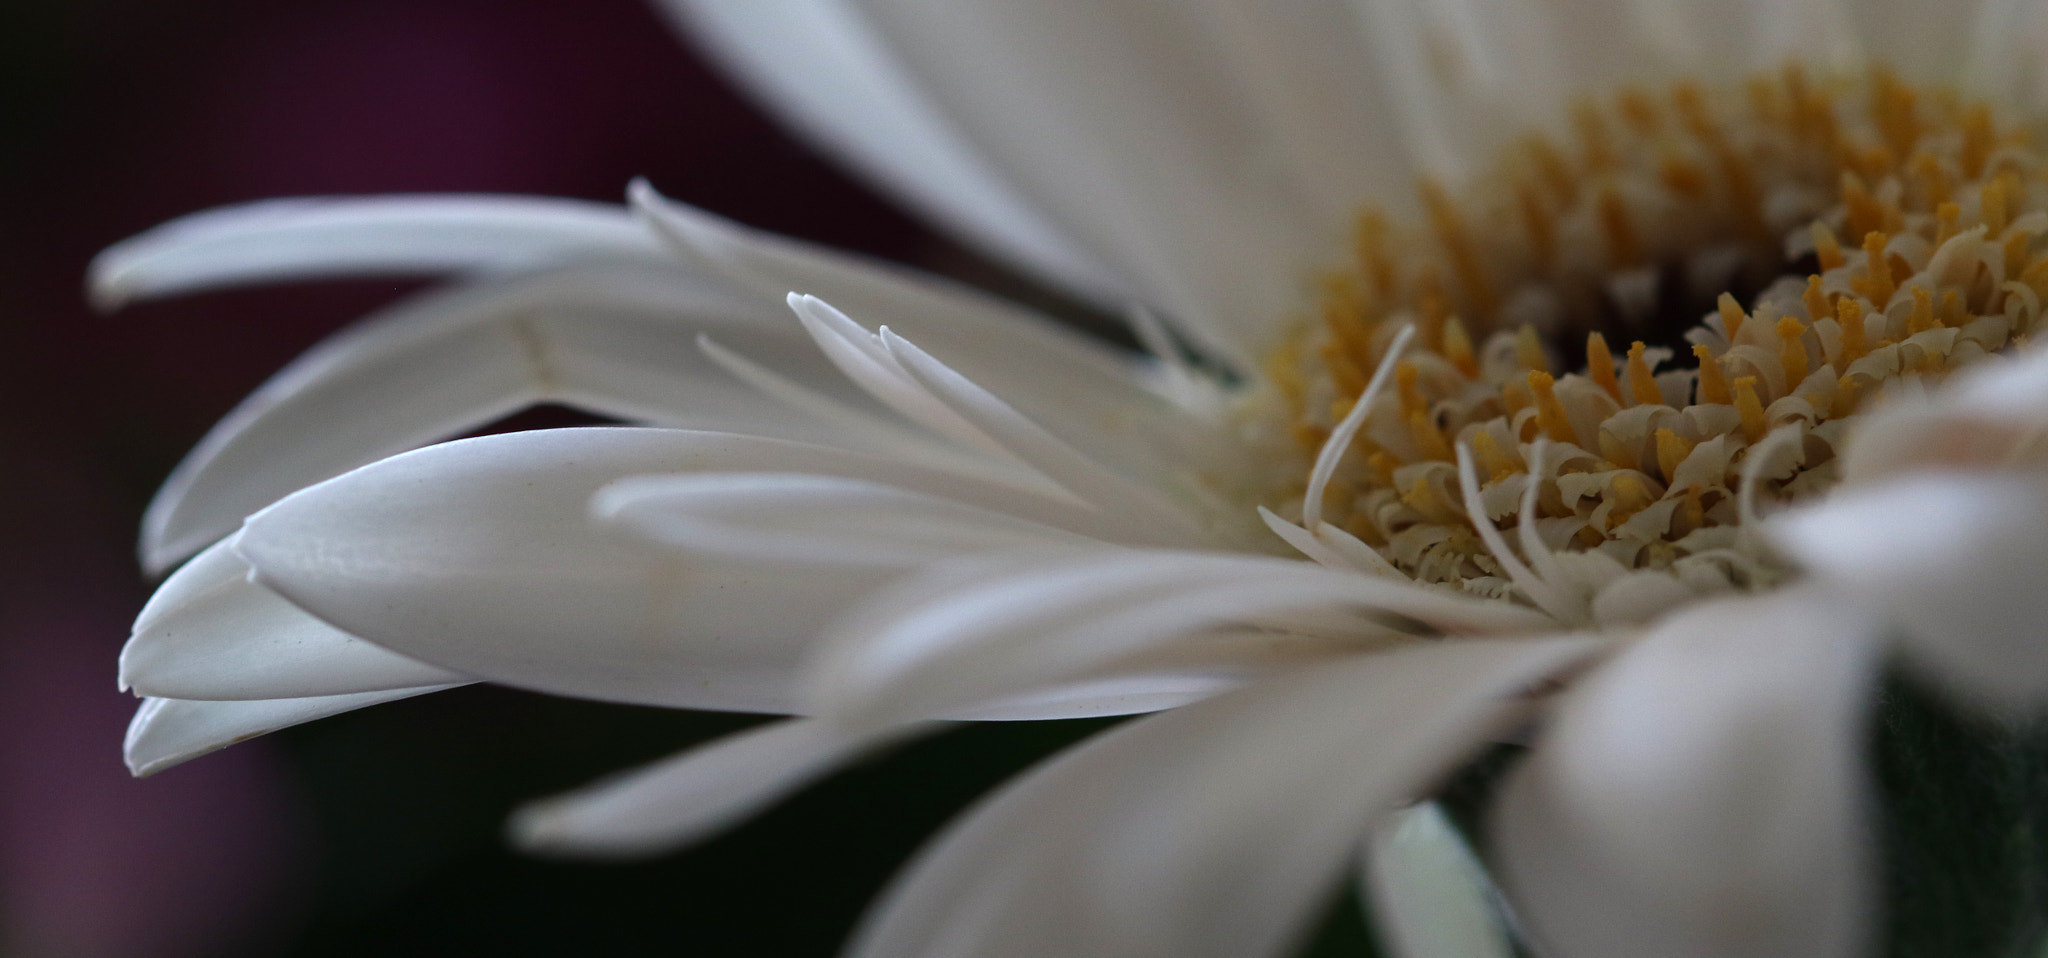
top-left (1253, 65), bottom-right (2048, 594)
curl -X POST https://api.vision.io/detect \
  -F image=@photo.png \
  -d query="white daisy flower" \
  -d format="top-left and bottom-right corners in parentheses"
top-left (102, 1), bottom-right (2048, 956)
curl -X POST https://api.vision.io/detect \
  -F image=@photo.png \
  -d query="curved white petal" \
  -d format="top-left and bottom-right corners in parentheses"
top-left (878, 324), bottom-right (1213, 546)
top-left (1840, 346), bottom-right (2048, 485)
top-left (90, 195), bottom-right (665, 310)
top-left (826, 0), bottom-right (1387, 364)
top-left (652, 0), bottom-right (1131, 307)
top-left (1960, 0), bottom-right (2048, 116)
top-left (1362, 802), bottom-right (1514, 958)
top-left (233, 427), bottom-right (1171, 713)
top-left (595, 472), bottom-right (1102, 566)
top-left (1770, 473), bottom-right (2048, 715)
top-left (139, 261), bottom-right (902, 572)
top-left (806, 548), bottom-right (1556, 729)
top-left (850, 638), bottom-right (1601, 958)
top-left (1492, 589), bottom-right (1879, 958)
top-left (122, 541), bottom-right (468, 701)
top-left (631, 186), bottom-right (1228, 480)
top-left (511, 717), bottom-right (924, 859)
top-left (125, 685), bottom-right (465, 777)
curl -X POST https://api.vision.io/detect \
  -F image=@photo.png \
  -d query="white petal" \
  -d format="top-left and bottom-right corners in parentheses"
top-left (632, 186), bottom-right (1227, 481)
top-left (1840, 346), bottom-right (2048, 485)
top-left (1960, 0), bottom-right (2048, 116)
top-left (231, 427), bottom-right (984, 712)
top-left (807, 549), bottom-right (1560, 729)
top-left (510, 717), bottom-right (922, 858)
top-left (850, 638), bottom-right (1601, 958)
top-left (879, 325), bottom-right (1211, 546)
top-left (1362, 803), bottom-right (1514, 958)
top-left (139, 260), bottom-right (895, 572)
top-left (594, 472), bottom-right (1102, 566)
top-left (652, 0), bottom-right (1131, 306)
top-left (122, 541), bottom-right (468, 701)
top-left (90, 195), bottom-right (664, 310)
top-left (835, 0), bottom-right (1379, 363)
top-left (125, 685), bottom-right (464, 777)
top-left (1769, 473), bottom-right (2048, 714)
top-left (1492, 589), bottom-right (1879, 958)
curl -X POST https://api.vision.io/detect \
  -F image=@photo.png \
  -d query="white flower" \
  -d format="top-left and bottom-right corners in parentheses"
top-left (102, 2), bottom-right (2048, 956)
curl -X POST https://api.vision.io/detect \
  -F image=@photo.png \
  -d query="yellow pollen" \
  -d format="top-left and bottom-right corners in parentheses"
top-left (1803, 275), bottom-right (1834, 325)
top-left (1318, 339), bottom-right (1368, 397)
top-left (1908, 286), bottom-right (1938, 334)
top-left (1528, 370), bottom-right (1578, 445)
top-left (1408, 408), bottom-right (1455, 462)
top-left (1835, 297), bottom-right (1869, 366)
top-left (1395, 362), bottom-right (1427, 418)
top-left (1524, 134), bottom-right (1577, 202)
top-left (1619, 87), bottom-right (1662, 134)
top-left (1597, 186), bottom-right (1641, 264)
top-left (1415, 273), bottom-right (1451, 352)
top-left (1471, 429), bottom-right (1522, 482)
top-left (1673, 81), bottom-right (1718, 141)
top-left (1811, 222), bottom-right (1846, 271)
top-left (1872, 65), bottom-right (1921, 157)
top-left (1778, 316), bottom-right (1813, 389)
top-left (1983, 176), bottom-right (2011, 236)
top-left (1587, 332), bottom-right (1623, 402)
top-left (1627, 341), bottom-right (1664, 406)
top-left (1716, 292), bottom-right (1747, 340)
top-left (1936, 201), bottom-right (1962, 246)
top-left (1660, 152), bottom-right (1710, 200)
top-left (1734, 376), bottom-right (1768, 443)
top-left (1654, 427), bottom-right (1695, 483)
top-left (1598, 429), bottom-right (1641, 472)
top-left (1402, 477), bottom-right (1464, 525)
top-left (2024, 259), bottom-right (2048, 301)
top-left (1420, 180), bottom-right (1497, 317)
top-left (1265, 67), bottom-right (2043, 587)
top-left (1443, 315), bottom-right (1479, 379)
top-left (2003, 231), bottom-right (2032, 280)
top-left (1605, 474), bottom-right (1655, 529)
top-left (1913, 153), bottom-right (1951, 206)
top-left (1856, 231), bottom-right (1897, 305)
top-left (1693, 344), bottom-right (1732, 404)
top-left (1515, 324), bottom-right (1549, 372)
top-left (1365, 451), bottom-right (1400, 485)
top-left (1353, 211), bottom-right (1398, 300)
top-left (1675, 485), bottom-right (1707, 537)
top-left (1832, 375), bottom-right (1865, 418)
top-left (1962, 103), bottom-right (1995, 178)
top-left (1939, 289), bottom-right (1967, 326)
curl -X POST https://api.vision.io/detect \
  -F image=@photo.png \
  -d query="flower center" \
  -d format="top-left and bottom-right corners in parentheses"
top-left (1250, 65), bottom-right (2047, 602)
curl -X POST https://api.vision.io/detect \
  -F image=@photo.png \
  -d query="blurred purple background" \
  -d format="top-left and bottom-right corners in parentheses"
top-left (0, 1), bottom-right (992, 954)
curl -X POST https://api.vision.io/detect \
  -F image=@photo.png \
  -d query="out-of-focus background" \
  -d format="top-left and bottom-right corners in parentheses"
top-left (0, 2), bottom-right (1134, 955)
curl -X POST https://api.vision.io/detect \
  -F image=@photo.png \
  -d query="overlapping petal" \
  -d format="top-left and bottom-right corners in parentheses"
top-left (122, 541), bottom-right (468, 701)
top-left (1771, 473), bottom-right (2048, 714)
top-left (136, 261), bottom-right (889, 572)
top-left (804, 548), bottom-right (1557, 730)
top-left (125, 685), bottom-right (467, 777)
top-left (849, 638), bottom-right (1599, 958)
top-left (89, 195), bottom-right (666, 310)
top-left (232, 426), bottom-right (1067, 713)
top-left (1492, 589), bottom-right (1878, 958)
top-left (651, 0), bottom-right (1130, 306)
